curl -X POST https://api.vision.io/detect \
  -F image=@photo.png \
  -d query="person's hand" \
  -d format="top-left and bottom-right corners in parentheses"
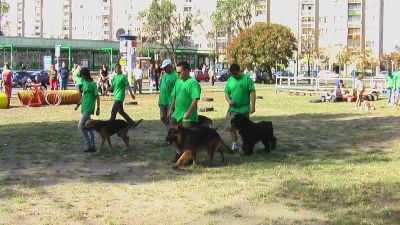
top-left (96, 108), bottom-right (100, 116)
top-left (74, 104), bottom-right (79, 111)
top-left (167, 108), bottom-right (174, 119)
top-left (228, 100), bottom-right (235, 106)
top-left (184, 111), bottom-right (191, 119)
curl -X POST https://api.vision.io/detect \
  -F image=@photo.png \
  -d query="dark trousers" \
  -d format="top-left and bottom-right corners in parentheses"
top-left (110, 100), bottom-right (135, 125)
top-left (155, 76), bottom-right (159, 91)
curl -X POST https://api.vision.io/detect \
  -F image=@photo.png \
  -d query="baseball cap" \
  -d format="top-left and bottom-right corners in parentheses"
top-left (160, 59), bottom-right (172, 69)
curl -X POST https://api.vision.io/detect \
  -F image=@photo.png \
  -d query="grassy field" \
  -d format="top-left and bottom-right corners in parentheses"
top-left (0, 85), bottom-right (399, 225)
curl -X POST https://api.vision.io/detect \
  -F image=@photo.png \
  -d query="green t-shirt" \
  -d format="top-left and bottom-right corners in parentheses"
top-left (224, 74), bottom-right (256, 113)
top-left (73, 69), bottom-right (82, 85)
top-left (159, 70), bottom-right (179, 105)
top-left (393, 72), bottom-right (400, 88)
top-left (171, 77), bottom-right (201, 122)
top-left (81, 80), bottom-right (98, 114)
top-left (386, 74), bottom-right (394, 89)
top-left (112, 73), bottom-right (129, 102)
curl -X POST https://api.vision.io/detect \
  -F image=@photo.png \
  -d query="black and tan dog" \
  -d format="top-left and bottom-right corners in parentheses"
top-left (231, 114), bottom-right (277, 155)
top-left (198, 115), bottom-right (214, 128)
top-left (85, 119), bottom-right (143, 151)
top-left (165, 125), bottom-right (233, 169)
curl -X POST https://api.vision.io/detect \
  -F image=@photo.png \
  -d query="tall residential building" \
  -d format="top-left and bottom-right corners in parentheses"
top-left (34, 0), bottom-right (43, 37)
top-left (16, 0), bottom-right (25, 37)
top-left (62, 0), bottom-right (72, 39)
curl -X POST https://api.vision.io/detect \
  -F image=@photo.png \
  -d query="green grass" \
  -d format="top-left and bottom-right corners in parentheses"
top-left (0, 85), bottom-right (399, 225)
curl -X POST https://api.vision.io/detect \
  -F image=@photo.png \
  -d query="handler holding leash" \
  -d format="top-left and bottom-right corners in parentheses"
top-left (168, 61), bottom-right (201, 162)
top-left (224, 63), bottom-right (256, 151)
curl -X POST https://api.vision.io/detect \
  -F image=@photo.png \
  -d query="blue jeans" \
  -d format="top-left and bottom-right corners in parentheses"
top-left (78, 112), bottom-right (95, 149)
top-left (387, 87), bottom-right (392, 104)
top-left (394, 88), bottom-right (400, 105)
top-left (59, 78), bottom-right (68, 90)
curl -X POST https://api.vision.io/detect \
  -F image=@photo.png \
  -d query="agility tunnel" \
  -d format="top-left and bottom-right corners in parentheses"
top-left (18, 90), bottom-right (81, 106)
top-left (0, 93), bottom-right (8, 109)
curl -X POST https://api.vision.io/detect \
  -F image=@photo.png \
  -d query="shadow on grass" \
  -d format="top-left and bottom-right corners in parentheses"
top-left (0, 113), bottom-right (399, 187)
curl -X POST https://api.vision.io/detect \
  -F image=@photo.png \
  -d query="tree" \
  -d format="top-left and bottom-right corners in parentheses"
top-left (337, 46), bottom-right (354, 77)
top-left (138, 0), bottom-right (198, 64)
top-left (211, 0), bottom-right (257, 45)
top-left (0, 1), bottom-right (10, 35)
top-left (227, 23), bottom-right (297, 81)
top-left (300, 29), bottom-right (320, 77)
top-left (355, 48), bottom-right (378, 72)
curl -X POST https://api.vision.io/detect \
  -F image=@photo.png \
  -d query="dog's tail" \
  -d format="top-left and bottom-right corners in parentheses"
top-left (130, 119), bottom-right (143, 129)
top-left (218, 139), bottom-right (234, 154)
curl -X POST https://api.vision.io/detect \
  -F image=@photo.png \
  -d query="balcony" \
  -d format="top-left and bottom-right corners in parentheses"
top-left (347, 22), bottom-right (361, 28)
top-left (348, 9), bottom-right (361, 16)
top-left (349, 0), bottom-right (361, 3)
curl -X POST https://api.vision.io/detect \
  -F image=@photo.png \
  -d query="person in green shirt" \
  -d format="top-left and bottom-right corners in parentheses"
top-left (72, 63), bottom-right (82, 93)
top-left (224, 63), bottom-right (256, 151)
top-left (168, 61), bottom-right (201, 163)
top-left (74, 67), bottom-right (100, 152)
top-left (158, 59), bottom-right (179, 127)
top-left (385, 72), bottom-right (394, 105)
top-left (168, 61), bottom-right (201, 128)
top-left (110, 63), bottom-right (139, 127)
top-left (393, 71), bottom-right (400, 105)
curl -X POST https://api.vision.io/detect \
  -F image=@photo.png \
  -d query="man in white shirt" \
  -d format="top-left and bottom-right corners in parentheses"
top-left (133, 62), bottom-right (143, 94)
top-left (355, 75), bottom-right (365, 110)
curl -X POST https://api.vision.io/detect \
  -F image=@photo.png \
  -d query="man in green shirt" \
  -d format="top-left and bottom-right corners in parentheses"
top-left (385, 72), bottom-right (394, 105)
top-left (110, 63), bottom-right (139, 127)
top-left (224, 63), bottom-right (256, 151)
top-left (158, 59), bottom-right (179, 127)
top-left (393, 71), bottom-right (400, 105)
top-left (168, 61), bottom-right (201, 127)
top-left (168, 61), bottom-right (201, 163)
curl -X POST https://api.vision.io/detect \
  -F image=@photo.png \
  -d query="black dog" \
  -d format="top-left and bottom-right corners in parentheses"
top-left (231, 114), bottom-right (276, 155)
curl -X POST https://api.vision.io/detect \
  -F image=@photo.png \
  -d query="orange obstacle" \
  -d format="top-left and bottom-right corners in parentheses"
top-left (18, 90), bottom-right (81, 106)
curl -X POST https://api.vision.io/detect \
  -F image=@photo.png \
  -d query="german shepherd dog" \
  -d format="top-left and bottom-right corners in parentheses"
top-left (166, 125), bottom-right (234, 169)
top-left (198, 115), bottom-right (214, 127)
top-left (85, 119), bottom-right (143, 151)
top-left (231, 114), bottom-right (277, 155)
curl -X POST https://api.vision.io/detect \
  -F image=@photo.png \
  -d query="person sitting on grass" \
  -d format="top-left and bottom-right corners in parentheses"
top-left (74, 67), bottom-right (100, 153)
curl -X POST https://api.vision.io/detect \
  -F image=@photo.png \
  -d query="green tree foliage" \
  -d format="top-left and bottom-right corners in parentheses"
top-left (337, 46), bottom-right (354, 76)
top-left (138, 0), bottom-right (198, 64)
top-left (227, 23), bottom-right (297, 80)
top-left (300, 29), bottom-right (321, 77)
top-left (355, 48), bottom-right (378, 71)
top-left (211, 0), bottom-right (257, 43)
top-left (0, 1), bottom-right (9, 17)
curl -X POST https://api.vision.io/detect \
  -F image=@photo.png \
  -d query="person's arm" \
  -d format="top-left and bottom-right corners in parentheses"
top-left (184, 99), bottom-right (199, 119)
top-left (250, 91), bottom-right (256, 114)
top-left (225, 93), bottom-right (235, 106)
top-left (74, 98), bottom-right (82, 111)
top-left (95, 96), bottom-right (100, 116)
top-left (168, 98), bottom-right (176, 118)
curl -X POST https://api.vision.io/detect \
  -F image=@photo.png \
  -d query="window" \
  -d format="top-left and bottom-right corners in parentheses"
top-left (184, 7), bottom-right (191, 12)
top-left (348, 15), bottom-right (361, 23)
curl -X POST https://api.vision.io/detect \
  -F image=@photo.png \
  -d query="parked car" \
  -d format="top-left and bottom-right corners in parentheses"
top-left (31, 70), bottom-right (50, 85)
top-left (317, 70), bottom-right (339, 79)
top-left (0, 68), bottom-right (3, 82)
top-left (193, 69), bottom-right (209, 82)
top-left (274, 71), bottom-right (294, 77)
top-left (254, 71), bottom-right (269, 83)
top-left (216, 70), bottom-right (231, 81)
top-left (12, 71), bottom-right (34, 87)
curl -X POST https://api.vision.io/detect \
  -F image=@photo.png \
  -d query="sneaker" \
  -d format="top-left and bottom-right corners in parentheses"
top-left (171, 152), bottom-right (181, 163)
top-left (84, 147), bottom-right (96, 153)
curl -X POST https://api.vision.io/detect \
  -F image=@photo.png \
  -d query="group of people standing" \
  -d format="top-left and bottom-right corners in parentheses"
top-left (156, 59), bottom-right (256, 161)
top-left (385, 71), bottom-right (400, 106)
top-left (48, 62), bottom-right (71, 90)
